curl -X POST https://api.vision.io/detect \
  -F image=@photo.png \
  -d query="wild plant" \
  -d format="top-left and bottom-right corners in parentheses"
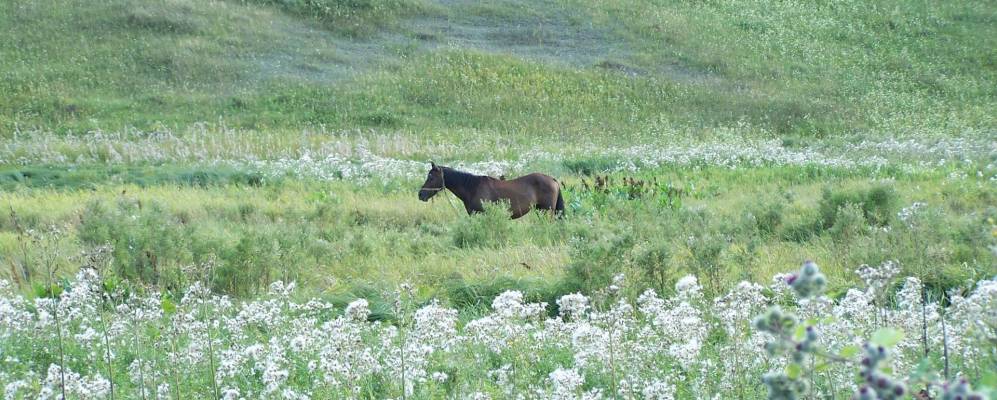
top-left (2, 253), bottom-right (995, 398)
top-left (753, 260), bottom-right (992, 400)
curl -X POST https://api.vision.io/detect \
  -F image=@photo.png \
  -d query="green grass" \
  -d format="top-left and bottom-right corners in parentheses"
top-left (3, 165), bottom-right (993, 303)
top-left (0, 0), bottom-right (995, 303)
top-left (0, 164), bottom-right (265, 191)
top-left (2, 0), bottom-right (993, 138)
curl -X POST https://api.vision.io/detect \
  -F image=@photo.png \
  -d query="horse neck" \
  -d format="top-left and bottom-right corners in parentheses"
top-left (442, 168), bottom-right (480, 201)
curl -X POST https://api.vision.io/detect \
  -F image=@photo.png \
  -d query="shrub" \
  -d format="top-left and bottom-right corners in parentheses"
top-left (561, 230), bottom-right (633, 294)
top-left (562, 156), bottom-right (619, 176)
top-left (77, 198), bottom-right (316, 296)
top-left (633, 242), bottom-right (672, 294)
top-left (749, 196), bottom-right (785, 236)
top-left (78, 199), bottom-right (193, 284)
top-left (819, 184), bottom-right (899, 229)
top-left (779, 217), bottom-right (823, 243)
top-left (686, 233), bottom-right (727, 295)
top-left (213, 231), bottom-right (283, 296)
top-left (450, 201), bottom-right (515, 248)
top-left (828, 203), bottom-right (869, 242)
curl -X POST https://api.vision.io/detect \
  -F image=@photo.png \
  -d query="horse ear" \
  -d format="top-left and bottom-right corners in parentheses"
top-left (430, 161), bottom-right (436, 169)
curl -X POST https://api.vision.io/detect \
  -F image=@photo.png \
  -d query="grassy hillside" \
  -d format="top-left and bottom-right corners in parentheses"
top-left (2, 0), bottom-right (993, 139)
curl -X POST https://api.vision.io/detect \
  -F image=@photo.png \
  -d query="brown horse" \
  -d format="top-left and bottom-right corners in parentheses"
top-left (418, 163), bottom-right (564, 219)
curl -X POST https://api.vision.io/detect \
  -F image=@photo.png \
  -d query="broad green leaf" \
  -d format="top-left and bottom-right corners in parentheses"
top-left (839, 345), bottom-right (861, 358)
top-left (50, 283), bottom-right (63, 297)
top-left (794, 325), bottom-right (806, 341)
top-left (871, 328), bottom-right (905, 348)
top-left (161, 297), bottom-right (177, 314)
top-left (33, 283), bottom-right (48, 298)
top-left (814, 362), bottom-right (830, 372)
top-left (980, 368), bottom-right (997, 387)
top-left (786, 363), bottom-right (802, 379)
top-left (909, 358), bottom-right (939, 383)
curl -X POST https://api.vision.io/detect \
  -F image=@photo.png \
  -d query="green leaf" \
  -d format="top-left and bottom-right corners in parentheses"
top-left (786, 363), bottom-right (802, 379)
top-left (980, 368), bottom-right (997, 387)
top-left (805, 317), bottom-right (819, 326)
top-left (839, 345), bottom-right (861, 358)
top-left (794, 325), bottom-right (806, 341)
top-left (32, 283), bottom-right (48, 298)
top-left (161, 297), bottom-right (176, 314)
top-left (909, 358), bottom-right (939, 383)
top-left (102, 278), bottom-right (117, 293)
top-left (814, 362), bottom-right (831, 372)
top-left (871, 328), bottom-right (905, 348)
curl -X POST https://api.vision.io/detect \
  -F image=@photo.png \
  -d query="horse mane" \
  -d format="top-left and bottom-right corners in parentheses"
top-left (441, 167), bottom-right (482, 189)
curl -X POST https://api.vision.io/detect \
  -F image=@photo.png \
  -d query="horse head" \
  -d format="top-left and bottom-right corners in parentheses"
top-left (418, 162), bottom-right (445, 201)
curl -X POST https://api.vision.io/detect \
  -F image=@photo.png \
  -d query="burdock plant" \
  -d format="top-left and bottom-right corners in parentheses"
top-left (786, 260), bottom-right (826, 298)
top-left (854, 343), bottom-right (906, 400)
top-left (754, 260), bottom-right (991, 400)
top-left (754, 261), bottom-right (829, 399)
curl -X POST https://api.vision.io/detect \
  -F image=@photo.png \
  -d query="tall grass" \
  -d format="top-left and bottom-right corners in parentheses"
top-left (2, 0), bottom-right (992, 137)
top-left (2, 166), bottom-right (993, 301)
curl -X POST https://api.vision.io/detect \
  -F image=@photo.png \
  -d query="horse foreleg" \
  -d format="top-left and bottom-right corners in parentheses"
top-left (510, 207), bottom-right (530, 219)
top-left (463, 200), bottom-right (484, 215)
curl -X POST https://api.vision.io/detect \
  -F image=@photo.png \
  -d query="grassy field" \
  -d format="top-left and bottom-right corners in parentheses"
top-left (2, 0), bottom-right (994, 137)
top-left (1, 0), bottom-right (995, 398)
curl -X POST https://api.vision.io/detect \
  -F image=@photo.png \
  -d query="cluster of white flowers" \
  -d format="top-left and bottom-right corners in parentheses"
top-left (38, 364), bottom-right (110, 400)
top-left (464, 290), bottom-right (548, 354)
top-left (546, 368), bottom-right (588, 400)
top-left (636, 280), bottom-right (707, 369)
top-left (1, 267), bottom-right (995, 398)
top-left (897, 201), bottom-right (928, 226)
top-left (946, 278), bottom-right (997, 372)
top-left (4, 127), bottom-right (995, 181)
top-left (556, 292), bottom-right (589, 320)
top-left (712, 281), bottom-right (771, 394)
top-left (856, 260), bottom-right (901, 297)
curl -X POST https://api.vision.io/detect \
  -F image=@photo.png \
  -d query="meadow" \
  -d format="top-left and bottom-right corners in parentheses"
top-left (1, 0), bottom-right (995, 398)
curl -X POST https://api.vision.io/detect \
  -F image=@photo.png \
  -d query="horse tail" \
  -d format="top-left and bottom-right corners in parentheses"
top-left (555, 187), bottom-right (565, 218)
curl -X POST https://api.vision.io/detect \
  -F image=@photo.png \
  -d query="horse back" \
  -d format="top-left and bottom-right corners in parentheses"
top-left (482, 173), bottom-right (557, 197)
top-left (512, 173), bottom-right (558, 187)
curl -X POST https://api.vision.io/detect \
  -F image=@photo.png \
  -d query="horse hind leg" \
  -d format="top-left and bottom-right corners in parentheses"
top-left (534, 193), bottom-right (559, 218)
top-left (554, 190), bottom-right (564, 218)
